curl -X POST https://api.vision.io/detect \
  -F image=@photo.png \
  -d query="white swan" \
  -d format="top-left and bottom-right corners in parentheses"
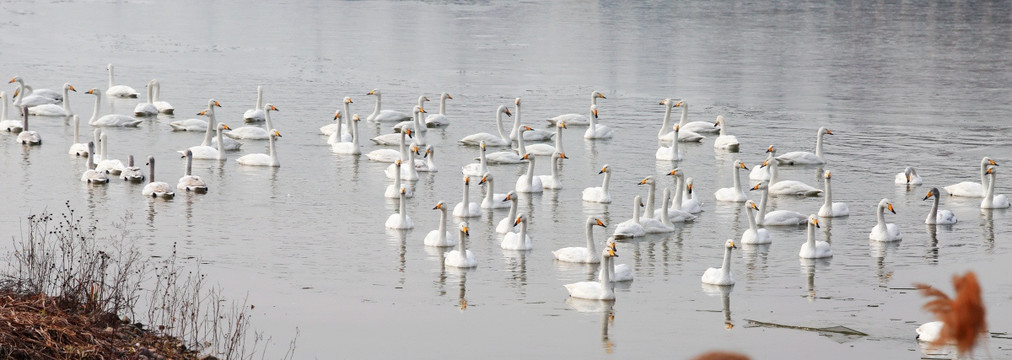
top-left (150, 79), bottom-right (174, 114)
top-left (236, 129), bottom-right (281, 167)
top-left (201, 102), bottom-right (242, 151)
top-left (177, 150), bottom-right (208, 193)
top-left (141, 156), bottom-right (174, 198)
top-left (384, 160), bottom-right (414, 199)
top-left (85, 89), bottom-right (142, 127)
top-left (564, 248), bottom-right (617, 300)
top-left (384, 145), bottom-right (420, 181)
top-left (714, 160), bottom-right (750, 202)
top-left (8, 77), bottom-right (61, 103)
top-left (515, 153), bottom-right (544, 193)
top-left (415, 145), bottom-right (437, 172)
top-left (642, 189), bottom-right (679, 233)
top-left (366, 89), bottom-right (411, 122)
top-left (537, 152), bottom-right (567, 190)
top-left (869, 198), bottom-right (902, 241)
top-left (981, 166), bottom-right (1011, 209)
top-left (776, 127), bottom-right (833, 165)
top-left (331, 114), bottom-right (362, 155)
top-left (524, 121), bottom-right (565, 156)
top-left (916, 321), bottom-right (944, 343)
top-left (80, 142), bottom-right (109, 184)
top-left (133, 80), bottom-right (158, 117)
top-left (320, 97), bottom-right (352, 136)
top-left (366, 128), bottom-right (412, 163)
top-left (393, 96), bottom-right (430, 134)
top-left (0, 91), bottom-right (21, 132)
top-left (183, 123), bottom-right (230, 160)
top-left (740, 200), bottom-right (771, 245)
top-left (385, 187), bottom-right (414, 229)
top-left (658, 170), bottom-right (697, 223)
top-left (712, 115), bottom-right (740, 152)
top-left (496, 191), bottom-right (520, 234)
top-left (749, 145), bottom-right (775, 181)
top-left (28, 83), bottom-right (75, 117)
top-left (15, 108), bottom-right (41, 145)
top-left (582, 164), bottom-right (612, 203)
top-left (424, 92), bottom-right (453, 127)
top-left (547, 91), bottom-right (605, 126)
top-left (701, 239), bottom-right (736, 286)
top-left (424, 202), bottom-right (457, 247)
top-left (90, 129), bottom-right (103, 163)
top-left (372, 106), bottom-right (425, 146)
top-left (639, 176), bottom-right (659, 219)
top-left (243, 85), bottom-right (266, 122)
top-left (459, 105), bottom-right (511, 146)
top-left (818, 171), bottom-right (850, 217)
top-left (444, 222), bottom-right (477, 268)
top-left (614, 196), bottom-right (646, 239)
top-left (106, 64), bottom-right (139, 98)
top-left (453, 176), bottom-right (481, 218)
top-left (923, 188), bottom-right (957, 225)
top-left (509, 97), bottom-right (553, 142)
top-left (658, 99), bottom-right (704, 142)
top-left (895, 166), bottom-right (924, 185)
top-left (119, 155), bottom-right (145, 183)
top-left (655, 124), bottom-right (683, 161)
top-left (765, 157), bottom-right (823, 196)
top-left (584, 104), bottom-right (614, 140)
top-left (944, 157), bottom-right (998, 197)
top-left (95, 132), bottom-right (125, 174)
top-left (600, 239), bottom-right (633, 282)
top-left (168, 99), bottom-right (220, 132)
top-left (461, 141), bottom-right (490, 177)
top-left (500, 215), bottom-right (533, 250)
top-left (68, 115), bottom-right (89, 156)
top-left (485, 125), bottom-right (527, 164)
top-left (751, 183), bottom-right (808, 226)
top-left (553, 217), bottom-right (606, 263)
top-left (799, 215), bottom-right (832, 259)
top-left (479, 172), bottom-right (510, 209)
top-left (227, 104), bottom-right (279, 140)
top-left (680, 176), bottom-right (703, 214)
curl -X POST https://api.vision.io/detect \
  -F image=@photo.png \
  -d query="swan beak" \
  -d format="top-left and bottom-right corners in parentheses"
top-left (503, 194), bottom-right (512, 202)
top-left (197, 110), bottom-right (207, 116)
top-left (274, 130), bottom-right (282, 138)
top-left (887, 203), bottom-right (896, 214)
top-left (514, 216), bottom-right (522, 226)
top-left (674, 101), bottom-right (684, 107)
top-left (447, 94), bottom-right (453, 99)
top-left (989, 159), bottom-right (998, 166)
top-left (750, 184), bottom-right (761, 191)
top-left (333, 111), bottom-right (341, 120)
top-left (638, 178), bottom-right (648, 185)
top-left (68, 85), bottom-right (77, 92)
top-left (462, 226), bottom-right (469, 236)
top-left (730, 241), bottom-right (737, 249)
top-left (766, 146), bottom-right (774, 153)
top-left (270, 105), bottom-right (279, 111)
top-left (813, 219), bottom-right (820, 228)
top-left (599, 166), bottom-right (608, 174)
top-left (750, 202), bottom-right (758, 210)
top-left (659, 99), bottom-right (667, 105)
top-left (714, 121), bottom-right (720, 127)
top-left (433, 203), bottom-right (442, 210)
top-left (222, 124), bottom-right (231, 130)
top-left (667, 169), bottom-right (678, 176)
top-left (596, 219), bottom-right (606, 228)
top-left (367, 90), bottom-right (375, 95)
top-left (906, 174), bottom-right (912, 183)
top-left (825, 171), bottom-right (832, 179)
top-left (608, 242), bottom-right (617, 250)
top-left (688, 184), bottom-right (694, 193)
top-left (86, 89), bottom-right (96, 95)
top-left (592, 108), bottom-right (598, 118)
top-left (346, 98), bottom-right (353, 104)
top-left (523, 125), bottom-right (533, 131)
top-left (419, 107), bottom-right (426, 113)
top-left (825, 129), bottom-right (834, 135)
top-left (7, 77), bottom-right (15, 84)
top-left (559, 122), bottom-right (567, 129)
top-left (405, 129), bottom-right (413, 138)
top-left (609, 248), bottom-right (618, 257)
top-left (559, 153), bottom-right (568, 159)
top-left (597, 93), bottom-right (606, 99)
top-left (424, 97), bottom-right (431, 102)
top-left (213, 100), bottom-right (222, 107)
top-left (923, 192), bottom-right (932, 201)
top-left (739, 163), bottom-right (750, 170)
top-left (479, 176), bottom-right (487, 185)
top-left (464, 176), bottom-right (470, 185)
top-left (761, 160), bottom-right (768, 168)
top-left (504, 108), bottom-right (512, 117)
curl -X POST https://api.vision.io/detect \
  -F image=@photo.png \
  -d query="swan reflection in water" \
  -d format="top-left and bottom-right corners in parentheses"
top-left (702, 283), bottom-right (733, 329)
top-left (564, 298), bottom-right (616, 354)
top-left (800, 257), bottom-right (831, 302)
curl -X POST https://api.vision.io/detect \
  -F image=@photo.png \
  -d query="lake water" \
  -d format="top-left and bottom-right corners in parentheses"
top-left (1, 0), bottom-right (1010, 358)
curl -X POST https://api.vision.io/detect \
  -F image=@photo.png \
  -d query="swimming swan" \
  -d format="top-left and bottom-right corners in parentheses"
top-left (133, 80), bottom-right (158, 117)
top-left (714, 160), bottom-right (750, 202)
top-left (424, 202), bottom-right (457, 247)
top-left (176, 150), bottom-right (209, 193)
top-left (923, 188), bottom-right (957, 225)
top-left (584, 104), bottom-right (614, 140)
top-left (68, 115), bottom-right (89, 156)
top-left (459, 105), bottom-right (511, 146)
top-left (740, 200), bottom-right (771, 245)
top-left (564, 248), bottom-right (617, 300)
top-left (479, 172), bottom-right (510, 209)
top-left (547, 91), bottom-right (605, 126)
top-left (385, 187), bottom-right (414, 229)
top-left (614, 196), bottom-right (646, 239)
top-left (461, 141), bottom-right (490, 177)
top-left (515, 153), bottom-right (544, 193)
top-left (980, 167), bottom-right (1011, 209)
top-left (453, 176), bottom-right (481, 218)
top-left (895, 166), bottom-right (924, 185)
top-left (80, 142), bottom-right (109, 184)
top-left (944, 157), bottom-right (998, 197)
top-left (553, 217), bottom-right (606, 263)
top-left (243, 85), bottom-right (266, 122)
top-left (500, 215), bottom-right (533, 250)
top-left (105, 64), bottom-right (138, 98)
top-left (119, 155), bottom-right (145, 183)
top-left (701, 239), bottom-right (736, 286)
top-left (236, 130), bottom-right (281, 167)
top-left (168, 99), bottom-right (220, 132)
top-left (496, 191), bottom-right (520, 234)
top-left (776, 127), bottom-right (833, 165)
top-left (85, 89), bottom-right (142, 127)
top-left (150, 79), bottom-right (174, 114)
top-left (799, 215), bottom-right (832, 258)
top-left (28, 83), bottom-right (75, 117)
top-left (582, 164), bottom-right (612, 203)
top-left (712, 115), bottom-right (740, 152)
top-left (424, 92), bottom-right (453, 127)
top-left (141, 156), bottom-right (174, 198)
top-left (750, 183), bottom-right (807, 226)
top-left (818, 171), bottom-right (850, 217)
top-left (536, 152), bottom-right (567, 190)
top-left (227, 104), bottom-right (279, 140)
top-left (15, 108), bottom-right (41, 145)
top-left (444, 222), bottom-right (477, 268)
top-left (366, 89), bottom-right (412, 122)
top-left (869, 198), bottom-right (902, 241)
top-left (765, 157), bottom-right (822, 196)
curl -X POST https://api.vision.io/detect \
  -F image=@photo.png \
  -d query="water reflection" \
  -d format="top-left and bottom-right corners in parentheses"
top-left (386, 229), bottom-right (409, 288)
top-left (424, 246), bottom-right (449, 297)
top-left (741, 243), bottom-right (770, 282)
top-left (980, 209), bottom-right (996, 253)
top-left (501, 249), bottom-right (528, 295)
top-left (869, 240), bottom-right (900, 286)
top-left (800, 258), bottom-right (831, 301)
top-left (924, 224), bottom-right (939, 263)
top-left (701, 284), bottom-right (733, 329)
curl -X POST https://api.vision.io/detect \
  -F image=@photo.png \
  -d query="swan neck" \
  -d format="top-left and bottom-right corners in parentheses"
top-left (526, 156), bottom-right (535, 187)
top-left (215, 127), bottom-right (224, 155)
top-left (22, 109), bottom-right (29, 131)
top-left (678, 104), bottom-right (688, 126)
top-left (516, 128), bottom-right (526, 153)
top-left (1, 92), bottom-right (7, 121)
top-left (670, 133), bottom-right (679, 157)
top-left (732, 164), bottom-right (742, 193)
top-left (876, 203), bottom-right (886, 227)
top-left (601, 254), bottom-right (611, 285)
top-left (659, 105), bottom-right (672, 137)
top-left (645, 182), bottom-right (656, 216)
top-left (768, 160), bottom-right (779, 184)
top-left (372, 93), bottom-right (381, 117)
top-left (721, 246), bottom-right (732, 275)
top-left (350, 118), bottom-right (359, 146)
top-left (602, 170), bottom-right (611, 191)
top-left (457, 227), bottom-right (467, 254)
top-left (632, 198), bottom-right (641, 223)
top-left (149, 161), bottom-right (155, 183)
top-left (107, 66), bottom-right (114, 88)
top-left (745, 204), bottom-right (758, 231)
top-left (438, 207), bottom-right (447, 235)
top-left (554, 123), bottom-right (564, 154)
top-left (985, 172), bottom-right (996, 204)
top-left (265, 109), bottom-right (275, 135)
top-left (462, 179), bottom-right (470, 205)
top-left (146, 82), bottom-right (153, 103)
top-left (807, 221), bottom-right (816, 247)
top-left (718, 118), bottom-right (726, 136)
top-left (398, 131), bottom-right (407, 159)
top-left (484, 177), bottom-right (494, 203)
top-left (393, 162), bottom-right (402, 189)
top-left (398, 190), bottom-right (407, 221)
top-left (756, 189), bottom-right (769, 224)
top-left (439, 95), bottom-right (447, 115)
top-left (495, 108), bottom-right (508, 142)
top-left (90, 93), bottom-right (101, 124)
top-left (255, 86), bottom-right (263, 109)
top-left (185, 153), bottom-right (193, 176)
top-left (508, 196), bottom-right (518, 220)
top-left (660, 190), bottom-right (671, 223)
top-left (585, 221), bottom-right (596, 253)
top-left (980, 159), bottom-right (990, 189)
top-left (519, 218), bottom-right (527, 239)
top-left (201, 111), bottom-right (214, 146)
top-left (815, 130), bottom-right (825, 158)
top-left (673, 176), bottom-right (685, 210)
top-left (928, 193), bottom-right (939, 219)
top-left (73, 116), bottom-right (80, 142)
top-left (550, 156), bottom-right (559, 180)
top-left (823, 176), bottom-right (832, 206)
top-left (152, 82), bottom-right (160, 101)
top-left (268, 132), bottom-right (277, 164)
top-left (510, 104), bottom-right (521, 139)
top-left (63, 86), bottom-right (72, 112)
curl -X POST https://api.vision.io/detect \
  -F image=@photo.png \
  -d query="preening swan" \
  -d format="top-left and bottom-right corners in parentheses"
top-left (459, 105), bottom-right (511, 146)
top-left (547, 91), bottom-right (605, 126)
top-left (424, 202), bottom-right (457, 247)
top-left (141, 156), bottom-right (174, 199)
top-left (553, 217), bottom-right (606, 263)
top-left (331, 114), bottom-right (362, 155)
top-left (236, 129), bottom-right (281, 167)
top-left (712, 115), bottom-right (740, 152)
top-left (714, 160), bottom-right (749, 202)
top-left (68, 115), bottom-right (88, 156)
top-left (799, 215), bottom-right (832, 259)
top-left (895, 166), bottom-right (923, 185)
top-left (869, 198), bottom-right (902, 241)
top-left (444, 222), bottom-right (477, 268)
top-left (15, 108), bottom-right (42, 145)
top-left (384, 160), bottom-right (414, 199)
top-left (95, 132), bottom-right (126, 174)
top-left (80, 142), bottom-right (109, 184)
top-left (923, 188), bottom-right (956, 225)
top-left (500, 215), bottom-right (533, 250)
top-left (564, 248), bottom-right (617, 300)
top-left (176, 150), bottom-right (208, 193)
top-left (461, 141), bottom-right (490, 177)
top-left (701, 240), bottom-right (736, 286)
top-left (424, 92), bottom-right (452, 127)
top-left (227, 104), bottom-right (279, 140)
top-left (365, 128), bottom-right (412, 163)
top-left (600, 239), bottom-right (633, 282)
top-left (183, 123), bottom-right (230, 160)
top-left (658, 99), bottom-right (704, 142)
top-left (366, 89), bottom-right (412, 122)
top-left (243, 86), bottom-right (266, 122)
top-left (515, 153), bottom-right (544, 193)
top-left (750, 183), bottom-right (808, 226)
top-left (385, 187), bottom-right (414, 229)
top-left (106, 64), bottom-right (139, 98)
top-left (168, 99), bottom-right (220, 132)
top-left (749, 145), bottom-right (775, 181)
top-left (655, 124), bottom-right (683, 161)
top-left (765, 157), bottom-right (822, 196)
top-left (479, 172), bottom-right (510, 209)
top-left (818, 171), bottom-right (850, 217)
top-left (320, 97), bottom-right (352, 137)
top-left (980, 167), bottom-right (1011, 209)
top-left (509, 97), bottom-right (553, 142)
top-left (453, 176), bottom-right (481, 218)
top-left (944, 157), bottom-right (998, 197)
top-left (0, 91), bottom-right (22, 132)
top-left (582, 164), bottom-right (612, 203)
top-left (85, 89), bottom-right (142, 127)
top-left (119, 155), bottom-right (145, 183)
top-left (614, 196), bottom-right (646, 239)
top-left (150, 79), bottom-right (174, 114)
top-left (776, 127), bottom-right (833, 165)
top-left (536, 152), bottom-right (567, 190)
top-left (496, 191), bottom-right (520, 234)
top-left (584, 104), bottom-right (614, 140)
top-left (28, 83), bottom-right (75, 117)
top-left (740, 200), bottom-right (771, 245)
top-left (133, 80), bottom-right (158, 117)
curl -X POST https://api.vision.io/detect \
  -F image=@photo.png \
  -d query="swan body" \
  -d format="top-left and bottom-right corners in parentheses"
top-left (68, 115), bottom-right (89, 156)
top-left (584, 104), bottom-right (613, 139)
top-left (393, 96), bottom-right (429, 133)
top-left (384, 160), bottom-right (414, 199)
top-left (184, 123), bottom-right (230, 160)
top-left (869, 198), bottom-right (902, 241)
top-left (658, 99), bottom-right (705, 142)
top-left (741, 201), bottom-right (771, 245)
top-left (119, 155), bottom-right (145, 183)
top-left (655, 124), bottom-right (683, 161)
top-left (776, 127), bottom-right (833, 165)
top-left (236, 130), bottom-right (281, 167)
top-left (656, 170), bottom-right (696, 223)
top-left (818, 170), bottom-right (850, 217)
top-left (944, 157), bottom-right (997, 197)
top-left (496, 192), bottom-right (520, 234)
top-left (766, 158), bottom-right (823, 196)
top-left (84, 89), bottom-right (142, 127)
top-left (680, 177), bottom-right (703, 214)
top-left (453, 176), bottom-right (481, 218)
top-left (895, 166), bottom-right (923, 185)
top-left (500, 215), bottom-right (533, 250)
top-left (133, 80), bottom-right (158, 117)
top-left (643, 189), bottom-right (679, 233)
top-left (981, 167), bottom-right (1011, 209)
top-left (168, 118), bottom-right (208, 132)
top-left (536, 152), bottom-right (567, 190)
top-left (752, 183), bottom-right (808, 226)
top-left (614, 196), bottom-right (647, 239)
top-left (28, 83), bottom-right (75, 117)
top-left (331, 114), bottom-right (362, 155)
top-left (243, 86), bottom-right (266, 122)
top-left (366, 129), bottom-right (412, 163)
top-left (923, 188), bottom-right (957, 225)
top-left (177, 150), bottom-right (208, 193)
top-left (749, 145), bottom-right (775, 181)
top-left (600, 239), bottom-right (633, 282)
top-left (0, 91), bottom-right (22, 132)
top-left (515, 153), bottom-right (544, 193)
top-left (564, 248), bottom-right (617, 300)
top-left (444, 222), bottom-right (477, 268)
top-left (714, 160), bottom-right (750, 202)
top-left (150, 79), bottom-right (173, 114)
top-left (15, 109), bottom-right (41, 145)
top-left (227, 104), bottom-right (279, 140)
top-left (548, 91), bottom-right (605, 126)
top-left (366, 89), bottom-right (412, 122)
top-left (141, 156), bottom-right (174, 198)
top-left (8, 77), bottom-right (61, 103)
top-left (712, 115), bottom-right (740, 152)
top-left (799, 215), bottom-right (832, 258)
top-left (384, 145), bottom-right (420, 181)
top-left (95, 132), bottom-right (125, 174)
top-left (320, 97), bottom-right (352, 136)
top-left (582, 164), bottom-right (612, 203)
top-left (461, 141), bottom-right (490, 177)
top-left (80, 142), bottom-right (109, 184)
top-left (509, 98), bottom-right (554, 141)
top-left (106, 64), bottom-right (139, 98)
top-left (424, 202), bottom-right (457, 247)
top-left (385, 187), bottom-right (414, 229)
top-left (479, 173), bottom-right (510, 209)
top-left (553, 217), bottom-right (606, 263)
top-left (459, 105), bottom-right (511, 146)
top-left (424, 92), bottom-right (452, 127)
top-left (485, 146), bottom-right (524, 164)
top-left (376, 106), bottom-right (426, 145)
top-left (198, 100), bottom-right (242, 151)
top-left (916, 321), bottom-right (944, 343)
top-left (522, 121), bottom-right (564, 156)
top-left (701, 240), bottom-right (736, 286)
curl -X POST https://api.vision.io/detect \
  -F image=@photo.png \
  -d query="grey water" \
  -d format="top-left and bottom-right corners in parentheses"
top-left (1, 0), bottom-right (1010, 358)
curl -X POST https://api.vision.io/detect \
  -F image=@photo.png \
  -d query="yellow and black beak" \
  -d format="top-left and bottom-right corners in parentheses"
top-left (887, 203), bottom-right (895, 214)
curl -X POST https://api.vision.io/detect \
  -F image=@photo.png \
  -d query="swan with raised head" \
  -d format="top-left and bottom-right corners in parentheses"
top-left (133, 80), bottom-right (158, 117)
top-left (510, 97), bottom-right (553, 141)
top-left (680, 177), bottom-right (703, 214)
top-left (366, 89), bottom-right (411, 122)
top-left (776, 127), bottom-right (833, 165)
top-left (365, 128), bottom-right (412, 163)
top-left (869, 198), bottom-right (902, 241)
top-left (895, 166), bottom-right (923, 185)
top-left (453, 176), bottom-right (481, 218)
top-left (415, 145), bottom-right (436, 172)
top-left (461, 141), bottom-right (490, 176)
top-left (553, 217), bottom-right (606, 263)
top-left (28, 83), bottom-right (75, 117)
top-left (385, 187), bottom-right (414, 229)
top-left (740, 200), bottom-right (771, 245)
top-left (923, 188), bottom-right (956, 225)
top-left (537, 152), bottom-right (567, 190)
top-left (424, 202), bottom-right (457, 247)
top-left (119, 155), bottom-right (145, 183)
top-left (658, 170), bottom-right (697, 223)
top-left (655, 124), bottom-right (683, 161)
top-left (0, 91), bottom-right (21, 132)
top-left (639, 176), bottom-right (659, 219)
top-left (331, 114), bottom-right (362, 155)
top-left (202, 104), bottom-right (242, 151)
top-left (614, 196), bottom-right (647, 239)
top-left (384, 145), bottom-right (420, 181)
top-left (168, 99), bottom-right (220, 132)
top-left (564, 248), bottom-right (617, 300)
top-left (80, 142), bottom-right (109, 184)
top-left (712, 115), bottom-right (740, 152)
top-left (582, 164), bottom-right (612, 203)
top-left (515, 153), bottom-right (544, 193)
top-left (372, 106), bottom-right (425, 145)
top-left (236, 130), bottom-right (281, 167)
top-left (600, 239), bottom-right (633, 282)
top-left (643, 189), bottom-right (680, 233)
top-left (944, 157), bottom-right (998, 197)
top-left (701, 240), bottom-right (736, 286)
top-left (658, 99), bottom-right (704, 142)
top-left (150, 79), bottom-right (174, 114)
top-left (243, 86), bottom-right (266, 122)
top-left (95, 132), bottom-right (125, 174)
top-left (479, 172), bottom-right (510, 209)
top-left (182, 123), bottom-right (230, 160)
top-left (584, 104), bottom-right (614, 140)
top-left (818, 171), bottom-right (850, 217)
top-left (15, 109), bottom-right (41, 145)
top-left (799, 215), bottom-right (832, 258)
top-left (177, 150), bottom-right (208, 193)
top-left (765, 157), bottom-right (822, 196)
top-left (85, 89), bottom-right (141, 127)
top-left (320, 97), bottom-right (352, 136)
top-left (500, 215), bottom-right (533, 250)
top-left (227, 104), bottom-right (279, 140)
top-left (496, 191), bottom-right (520, 234)
top-left (424, 92), bottom-right (453, 127)
top-left (106, 64), bottom-right (139, 98)
top-left (714, 160), bottom-right (750, 202)
top-left (750, 183), bottom-right (808, 226)
top-left (141, 156), bottom-right (174, 198)
top-left (750, 145), bottom-right (776, 181)
top-left (459, 105), bottom-right (511, 146)
top-left (444, 222), bottom-right (477, 268)
top-left (8, 77), bottom-right (61, 103)
top-left (547, 91), bottom-right (605, 126)
top-left (68, 115), bottom-right (89, 156)
top-left (384, 160), bottom-right (414, 199)
top-left (981, 167), bottom-right (1011, 209)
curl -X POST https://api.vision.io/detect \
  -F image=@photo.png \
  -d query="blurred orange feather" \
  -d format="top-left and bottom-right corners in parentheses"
top-left (914, 271), bottom-right (987, 355)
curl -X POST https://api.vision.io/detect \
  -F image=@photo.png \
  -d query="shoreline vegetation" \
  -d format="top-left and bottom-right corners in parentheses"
top-left (0, 203), bottom-right (296, 359)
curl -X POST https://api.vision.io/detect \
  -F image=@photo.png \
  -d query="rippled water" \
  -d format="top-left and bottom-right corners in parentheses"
top-left (1, 1), bottom-right (1010, 358)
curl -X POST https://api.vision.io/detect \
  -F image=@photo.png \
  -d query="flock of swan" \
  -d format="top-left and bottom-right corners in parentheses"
top-left (5, 65), bottom-right (1006, 345)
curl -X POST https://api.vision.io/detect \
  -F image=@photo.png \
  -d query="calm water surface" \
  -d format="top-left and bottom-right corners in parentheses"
top-left (1, 1), bottom-right (1010, 358)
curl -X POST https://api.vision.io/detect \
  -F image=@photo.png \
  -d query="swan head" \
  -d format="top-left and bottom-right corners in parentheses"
top-left (514, 97), bottom-right (521, 106)
top-left (463, 176), bottom-right (470, 185)
top-left (501, 105), bottom-right (512, 117)
top-left (746, 200), bottom-right (759, 210)
top-left (353, 114), bottom-right (361, 122)
top-left (66, 84), bottom-right (77, 92)
top-left (879, 198), bottom-right (896, 214)
top-left (513, 215), bottom-right (524, 226)
top-left (557, 121), bottom-right (567, 129)
top-left (208, 99), bottom-right (222, 108)
top-left (218, 123), bottom-right (230, 131)
top-left (635, 195), bottom-right (644, 207)
top-left (404, 128), bottom-right (413, 138)
top-left (367, 89), bottom-right (379, 96)
top-left (333, 110), bottom-right (341, 120)
top-left (667, 168), bottom-right (680, 177)
top-left (986, 166), bottom-right (997, 176)
top-left (503, 191), bottom-right (516, 202)
top-left (413, 105), bottom-right (426, 114)
top-left (590, 105), bottom-right (598, 118)
top-left (983, 157), bottom-right (998, 167)
top-left (713, 115), bottom-right (724, 127)
top-left (593, 91), bottom-right (606, 100)
top-left (344, 97), bottom-right (353, 104)
top-left (411, 145), bottom-right (420, 155)
top-left (639, 176), bottom-right (654, 185)
top-left (86, 88), bottom-right (101, 96)
top-left (673, 100), bottom-right (685, 108)
top-left (606, 237), bottom-right (617, 250)
top-left (423, 145), bottom-right (433, 158)
top-left (7, 76), bottom-right (21, 84)
top-left (394, 159), bottom-right (402, 167)
top-left (809, 215), bottom-right (820, 228)
top-left (458, 222), bottom-right (469, 236)
top-left (271, 129), bottom-right (282, 138)
top-left (673, 124), bottom-right (679, 132)
top-left (418, 95), bottom-right (430, 103)
top-left (724, 239), bottom-right (737, 249)
top-left (433, 201), bottom-right (446, 210)
top-left (556, 152), bottom-right (568, 160)
top-left (520, 125), bottom-right (533, 132)
top-left (820, 127), bottom-right (833, 135)
top-left (659, 98), bottom-right (670, 106)
top-left (444, 92), bottom-right (453, 100)
top-left (686, 178), bottom-right (695, 192)
top-left (521, 153), bottom-right (533, 160)
top-left (735, 160), bottom-right (749, 170)
top-left (479, 141), bottom-right (486, 151)
top-left (750, 182), bottom-right (767, 191)
top-left (766, 145), bottom-right (775, 154)
top-left (599, 164), bottom-right (610, 174)
top-left (824, 170), bottom-right (832, 179)
top-left (605, 247), bottom-right (618, 258)
top-left (588, 217), bottom-right (607, 228)
top-left (399, 187), bottom-right (408, 195)
top-left (479, 172), bottom-right (491, 185)
top-left (266, 104), bottom-right (279, 112)
top-left (185, 149), bottom-right (193, 158)
top-left (924, 188), bottom-right (940, 201)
